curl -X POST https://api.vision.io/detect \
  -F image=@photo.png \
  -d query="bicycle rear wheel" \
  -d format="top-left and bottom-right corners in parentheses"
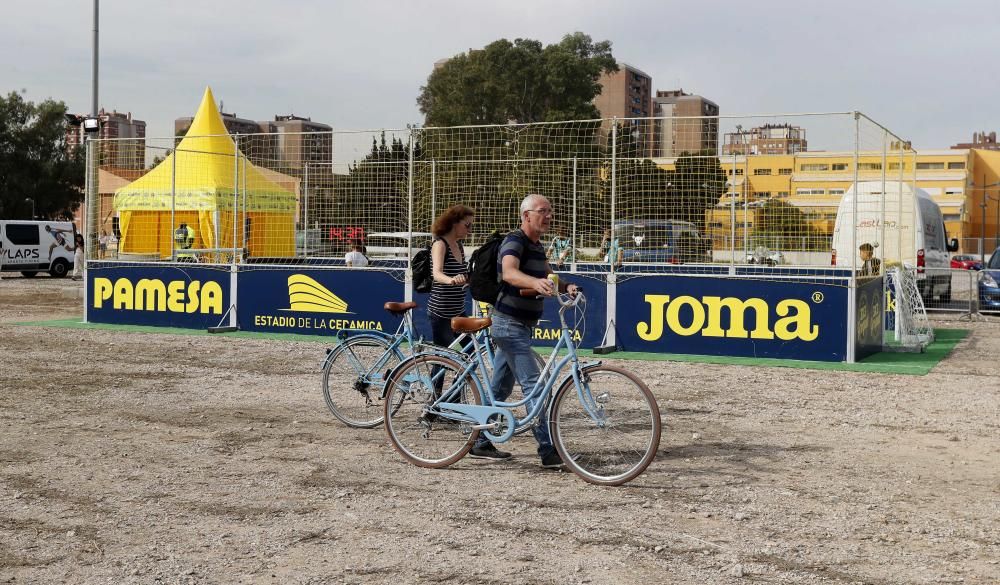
top-left (383, 354), bottom-right (482, 468)
top-left (321, 335), bottom-right (402, 428)
top-left (550, 366), bottom-right (661, 486)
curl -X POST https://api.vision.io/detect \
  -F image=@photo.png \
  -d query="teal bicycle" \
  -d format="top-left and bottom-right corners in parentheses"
top-left (381, 290), bottom-right (662, 486)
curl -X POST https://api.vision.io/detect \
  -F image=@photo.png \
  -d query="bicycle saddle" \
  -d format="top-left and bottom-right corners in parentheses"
top-left (451, 316), bottom-right (491, 333)
top-left (384, 301), bottom-right (418, 315)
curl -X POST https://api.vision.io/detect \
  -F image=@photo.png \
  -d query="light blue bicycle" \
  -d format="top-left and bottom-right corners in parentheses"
top-left (381, 290), bottom-right (662, 486)
top-left (320, 300), bottom-right (537, 428)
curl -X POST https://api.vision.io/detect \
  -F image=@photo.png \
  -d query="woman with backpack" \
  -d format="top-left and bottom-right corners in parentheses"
top-left (427, 204), bottom-right (475, 350)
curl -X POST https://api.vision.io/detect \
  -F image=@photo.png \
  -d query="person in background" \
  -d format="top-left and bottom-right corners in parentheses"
top-left (600, 227), bottom-right (622, 267)
top-left (71, 233), bottom-right (85, 280)
top-left (98, 229), bottom-right (108, 259)
top-left (546, 227), bottom-right (572, 268)
top-left (859, 242), bottom-right (881, 276)
top-left (174, 222), bottom-right (196, 262)
top-left (344, 240), bottom-right (369, 267)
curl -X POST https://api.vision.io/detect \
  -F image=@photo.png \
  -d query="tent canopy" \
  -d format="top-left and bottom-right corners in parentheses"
top-left (112, 87), bottom-right (295, 258)
top-left (114, 87), bottom-right (295, 213)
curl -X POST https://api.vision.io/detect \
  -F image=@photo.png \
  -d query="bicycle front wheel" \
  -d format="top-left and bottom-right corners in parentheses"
top-left (383, 354), bottom-right (482, 468)
top-left (550, 366), bottom-right (661, 486)
top-left (321, 335), bottom-right (402, 428)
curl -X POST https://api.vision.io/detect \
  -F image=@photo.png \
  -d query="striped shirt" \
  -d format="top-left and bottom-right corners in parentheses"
top-left (495, 229), bottom-right (547, 323)
top-left (427, 239), bottom-right (467, 319)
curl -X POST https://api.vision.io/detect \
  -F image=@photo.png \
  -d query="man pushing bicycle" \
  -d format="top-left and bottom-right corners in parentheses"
top-left (470, 193), bottom-right (579, 468)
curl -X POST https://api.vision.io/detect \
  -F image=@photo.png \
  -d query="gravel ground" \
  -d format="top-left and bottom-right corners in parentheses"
top-left (0, 275), bottom-right (998, 585)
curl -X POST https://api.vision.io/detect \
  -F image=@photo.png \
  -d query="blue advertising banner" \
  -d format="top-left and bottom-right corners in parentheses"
top-left (855, 276), bottom-right (885, 360)
top-left (530, 272), bottom-right (607, 348)
top-left (415, 272), bottom-right (607, 349)
top-left (86, 264), bottom-right (232, 329)
top-left (615, 275), bottom-right (849, 361)
top-left (237, 268), bottom-right (406, 336)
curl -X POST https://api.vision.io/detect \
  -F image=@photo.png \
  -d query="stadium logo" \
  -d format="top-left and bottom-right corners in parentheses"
top-left (636, 294), bottom-right (819, 342)
top-left (92, 277), bottom-right (223, 314)
top-left (286, 274), bottom-right (350, 313)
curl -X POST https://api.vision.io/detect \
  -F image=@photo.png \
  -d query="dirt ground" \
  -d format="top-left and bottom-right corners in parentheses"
top-left (0, 275), bottom-right (997, 585)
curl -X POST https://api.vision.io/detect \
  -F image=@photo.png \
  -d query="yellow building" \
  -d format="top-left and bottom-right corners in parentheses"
top-left (656, 149), bottom-right (1000, 254)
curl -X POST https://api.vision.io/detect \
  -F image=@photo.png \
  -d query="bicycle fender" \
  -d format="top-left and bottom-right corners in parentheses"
top-left (335, 328), bottom-right (393, 341)
top-left (321, 332), bottom-right (395, 372)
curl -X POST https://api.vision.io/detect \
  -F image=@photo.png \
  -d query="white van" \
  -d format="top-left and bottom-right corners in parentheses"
top-left (832, 181), bottom-right (958, 300)
top-left (0, 220), bottom-right (77, 278)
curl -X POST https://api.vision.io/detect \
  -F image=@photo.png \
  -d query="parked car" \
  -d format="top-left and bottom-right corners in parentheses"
top-left (979, 247), bottom-right (1000, 311)
top-left (365, 232), bottom-right (433, 259)
top-left (614, 220), bottom-right (711, 264)
top-left (0, 220), bottom-right (77, 277)
top-left (950, 254), bottom-right (984, 270)
top-left (745, 246), bottom-right (785, 266)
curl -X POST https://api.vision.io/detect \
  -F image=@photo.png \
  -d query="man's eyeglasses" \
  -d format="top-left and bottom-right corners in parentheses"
top-left (528, 208), bottom-right (553, 216)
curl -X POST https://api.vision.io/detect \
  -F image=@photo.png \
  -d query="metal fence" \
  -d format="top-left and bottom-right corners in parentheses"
top-left (85, 111), bottom-right (925, 279)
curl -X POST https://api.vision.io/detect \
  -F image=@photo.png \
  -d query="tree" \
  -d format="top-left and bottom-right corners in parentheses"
top-left (753, 198), bottom-right (824, 250)
top-left (417, 32), bottom-right (617, 127)
top-left (0, 91), bottom-right (84, 220)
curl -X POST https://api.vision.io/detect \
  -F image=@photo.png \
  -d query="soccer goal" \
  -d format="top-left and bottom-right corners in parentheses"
top-left (886, 266), bottom-right (934, 351)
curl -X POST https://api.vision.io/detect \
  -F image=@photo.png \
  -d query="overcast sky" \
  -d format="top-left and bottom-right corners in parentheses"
top-left (4, 0), bottom-right (999, 153)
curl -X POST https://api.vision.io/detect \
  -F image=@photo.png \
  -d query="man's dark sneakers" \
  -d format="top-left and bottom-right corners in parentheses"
top-left (540, 450), bottom-right (565, 469)
top-left (469, 443), bottom-right (512, 461)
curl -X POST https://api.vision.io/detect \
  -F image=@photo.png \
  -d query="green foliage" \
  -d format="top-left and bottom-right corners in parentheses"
top-left (0, 91), bottom-right (84, 220)
top-left (616, 152), bottom-right (727, 231)
top-left (753, 198), bottom-right (826, 250)
top-left (418, 32), bottom-right (617, 127)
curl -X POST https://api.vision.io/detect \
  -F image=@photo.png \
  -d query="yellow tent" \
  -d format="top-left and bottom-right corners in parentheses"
top-left (114, 87), bottom-right (296, 259)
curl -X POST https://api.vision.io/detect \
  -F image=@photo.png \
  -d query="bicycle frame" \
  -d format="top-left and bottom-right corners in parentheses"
top-left (322, 306), bottom-right (491, 386)
top-left (426, 292), bottom-right (604, 444)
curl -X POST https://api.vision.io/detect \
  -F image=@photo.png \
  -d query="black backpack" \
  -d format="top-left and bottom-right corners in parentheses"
top-left (468, 230), bottom-right (511, 303)
top-left (411, 242), bottom-right (434, 293)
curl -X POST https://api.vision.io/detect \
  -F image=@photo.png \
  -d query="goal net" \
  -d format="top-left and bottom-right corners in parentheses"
top-left (886, 266), bottom-right (934, 351)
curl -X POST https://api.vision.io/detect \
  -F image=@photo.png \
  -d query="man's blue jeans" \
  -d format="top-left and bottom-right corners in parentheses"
top-left (475, 310), bottom-right (554, 457)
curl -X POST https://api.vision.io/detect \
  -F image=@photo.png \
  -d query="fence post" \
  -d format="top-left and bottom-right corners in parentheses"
top-left (303, 163), bottom-right (310, 259)
top-left (610, 117), bottom-right (617, 276)
top-left (405, 126), bottom-right (415, 302)
top-left (232, 135), bottom-right (240, 266)
top-left (571, 157), bottom-right (578, 272)
top-left (430, 159), bottom-right (436, 221)
top-left (170, 143), bottom-right (177, 262)
top-left (730, 152), bottom-right (737, 267)
top-left (847, 112), bottom-right (861, 363)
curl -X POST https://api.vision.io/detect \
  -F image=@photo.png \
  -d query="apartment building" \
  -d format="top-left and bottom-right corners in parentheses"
top-left (723, 123), bottom-right (806, 156)
top-left (594, 63), bottom-right (653, 155)
top-left (175, 111), bottom-right (332, 175)
top-left (261, 115), bottom-right (333, 172)
top-left (653, 89), bottom-right (720, 157)
top-left (66, 109), bottom-right (147, 170)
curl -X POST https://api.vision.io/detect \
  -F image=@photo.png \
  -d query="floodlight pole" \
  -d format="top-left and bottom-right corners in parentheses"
top-left (92, 0), bottom-right (99, 117)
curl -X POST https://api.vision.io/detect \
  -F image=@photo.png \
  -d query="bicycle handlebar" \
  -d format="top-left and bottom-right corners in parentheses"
top-left (518, 288), bottom-right (585, 309)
